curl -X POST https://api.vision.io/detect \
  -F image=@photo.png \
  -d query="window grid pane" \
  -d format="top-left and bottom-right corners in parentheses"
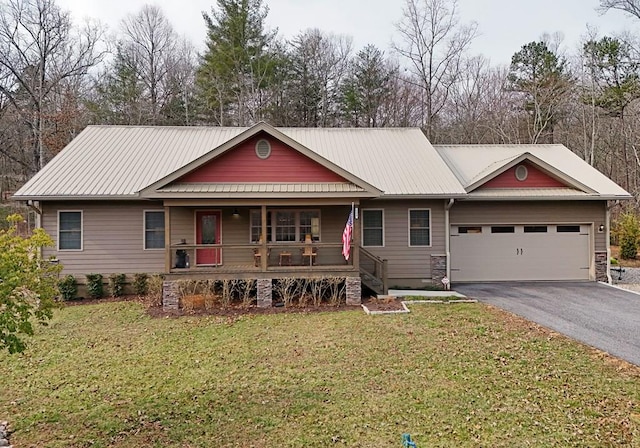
top-left (145, 211), bottom-right (165, 249)
top-left (59, 212), bottom-right (81, 250)
top-left (363, 210), bottom-right (383, 247)
top-left (409, 210), bottom-right (430, 246)
top-left (275, 211), bottom-right (296, 242)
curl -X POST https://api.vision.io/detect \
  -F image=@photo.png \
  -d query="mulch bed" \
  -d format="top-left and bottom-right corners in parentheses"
top-left (60, 295), bottom-right (409, 316)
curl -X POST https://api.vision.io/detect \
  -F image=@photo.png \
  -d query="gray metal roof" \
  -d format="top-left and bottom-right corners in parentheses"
top-left (13, 126), bottom-right (629, 201)
top-left (467, 188), bottom-right (594, 200)
top-left (435, 144), bottom-right (631, 199)
top-left (14, 125), bottom-right (467, 199)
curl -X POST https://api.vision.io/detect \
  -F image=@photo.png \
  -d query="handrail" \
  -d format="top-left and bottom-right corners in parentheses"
top-left (359, 247), bottom-right (388, 294)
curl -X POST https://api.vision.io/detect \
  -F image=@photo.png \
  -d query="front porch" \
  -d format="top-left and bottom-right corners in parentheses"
top-left (158, 203), bottom-right (388, 310)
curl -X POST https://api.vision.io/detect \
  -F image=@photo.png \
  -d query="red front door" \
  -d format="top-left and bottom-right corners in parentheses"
top-left (196, 211), bottom-right (222, 265)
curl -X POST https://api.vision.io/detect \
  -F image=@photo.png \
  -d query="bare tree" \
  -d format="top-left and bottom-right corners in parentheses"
top-left (0, 0), bottom-right (105, 174)
top-left (120, 4), bottom-right (184, 123)
top-left (394, 0), bottom-right (477, 141)
top-left (288, 29), bottom-right (352, 127)
top-left (599, 0), bottom-right (640, 18)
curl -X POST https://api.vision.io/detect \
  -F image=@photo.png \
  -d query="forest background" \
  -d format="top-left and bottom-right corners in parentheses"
top-left (1, 0), bottom-right (639, 210)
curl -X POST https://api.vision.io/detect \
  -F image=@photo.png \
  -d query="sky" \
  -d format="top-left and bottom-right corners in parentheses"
top-left (56, 0), bottom-right (633, 65)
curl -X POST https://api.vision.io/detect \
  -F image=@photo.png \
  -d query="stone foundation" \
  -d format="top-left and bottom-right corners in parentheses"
top-left (346, 277), bottom-right (362, 305)
top-left (257, 278), bottom-right (273, 308)
top-left (595, 251), bottom-right (608, 283)
top-left (162, 281), bottom-right (180, 311)
top-left (430, 254), bottom-right (447, 288)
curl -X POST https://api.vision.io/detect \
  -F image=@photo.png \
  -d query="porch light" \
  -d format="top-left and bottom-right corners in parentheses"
top-left (598, 224), bottom-right (605, 232)
top-left (232, 208), bottom-right (240, 218)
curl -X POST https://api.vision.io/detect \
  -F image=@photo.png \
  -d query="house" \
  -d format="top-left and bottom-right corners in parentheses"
top-left (12, 122), bottom-right (631, 308)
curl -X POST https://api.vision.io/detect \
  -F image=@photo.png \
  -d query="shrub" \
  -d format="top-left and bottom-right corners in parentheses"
top-left (58, 275), bottom-right (78, 301)
top-left (108, 273), bottom-right (126, 297)
top-left (617, 212), bottom-right (640, 259)
top-left (133, 273), bottom-right (148, 296)
top-left (147, 274), bottom-right (164, 306)
top-left (85, 273), bottom-right (104, 299)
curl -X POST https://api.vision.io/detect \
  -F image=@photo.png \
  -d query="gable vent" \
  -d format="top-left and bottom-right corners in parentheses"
top-left (515, 164), bottom-right (528, 181)
top-left (255, 139), bottom-right (271, 159)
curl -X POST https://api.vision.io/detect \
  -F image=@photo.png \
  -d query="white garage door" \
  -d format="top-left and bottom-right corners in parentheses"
top-left (450, 224), bottom-right (591, 282)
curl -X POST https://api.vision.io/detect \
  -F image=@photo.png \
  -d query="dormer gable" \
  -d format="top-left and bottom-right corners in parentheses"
top-left (465, 152), bottom-right (596, 194)
top-left (479, 161), bottom-right (566, 189)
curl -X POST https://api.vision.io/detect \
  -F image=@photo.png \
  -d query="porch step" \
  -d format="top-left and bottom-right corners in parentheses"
top-left (360, 270), bottom-right (384, 295)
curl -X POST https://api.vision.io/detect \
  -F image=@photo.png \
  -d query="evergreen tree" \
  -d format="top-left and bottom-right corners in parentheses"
top-left (196, 0), bottom-right (277, 126)
top-left (508, 41), bottom-right (572, 143)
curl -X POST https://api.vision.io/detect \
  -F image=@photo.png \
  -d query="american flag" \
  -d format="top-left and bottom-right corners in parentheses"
top-left (342, 210), bottom-right (354, 261)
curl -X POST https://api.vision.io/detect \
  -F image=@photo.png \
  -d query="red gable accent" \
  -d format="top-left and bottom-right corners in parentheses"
top-left (480, 161), bottom-right (566, 189)
top-left (179, 134), bottom-right (346, 183)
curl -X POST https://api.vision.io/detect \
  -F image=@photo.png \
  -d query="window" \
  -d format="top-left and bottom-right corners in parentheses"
top-left (362, 209), bottom-right (383, 247)
top-left (459, 226), bottom-right (482, 234)
top-left (557, 225), bottom-right (580, 233)
top-left (409, 209), bottom-right (431, 246)
top-left (58, 211), bottom-right (82, 250)
top-left (491, 226), bottom-right (515, 234)
top-left (275, 211), bottom-right (296, 242)
top-left (250, 209), bottom-right (320, 242)
top-left (524, 225), bottom-right (547, 233)
top-left (144, 211), bottom-right (165, 249)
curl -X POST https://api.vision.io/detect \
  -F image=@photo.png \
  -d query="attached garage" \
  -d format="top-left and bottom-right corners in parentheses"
top-left (450, 223), bottom-right (591, 282)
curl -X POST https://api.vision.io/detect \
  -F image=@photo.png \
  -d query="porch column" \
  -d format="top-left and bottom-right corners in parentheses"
top-left (164, 206), bottom-right (171, 272)
top-left (352, 201), bottom-right (360, 270)
top-left (261, 204), bottom-right (268, 271)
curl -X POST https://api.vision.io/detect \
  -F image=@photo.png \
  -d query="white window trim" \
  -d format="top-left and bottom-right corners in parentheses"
top-left (143, 210), bottom-right (165, 251)
top-left (249, 209), bottom-right (322, 243)
top-left (408, 208), bottom-right (432, 247)
top-left (361, 208), bottom-right (384, 247)
top-left (57, 210), bottom-right (83, 252)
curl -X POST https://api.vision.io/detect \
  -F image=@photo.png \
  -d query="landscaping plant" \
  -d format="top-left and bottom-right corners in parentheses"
top-left (85, 273), bottom-right (104, 299)
top-left (57, 275), bottom-right (78, 301)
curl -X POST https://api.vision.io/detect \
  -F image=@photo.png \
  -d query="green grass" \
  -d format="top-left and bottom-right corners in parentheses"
top-left (1, 302), bottom-right (639, 447)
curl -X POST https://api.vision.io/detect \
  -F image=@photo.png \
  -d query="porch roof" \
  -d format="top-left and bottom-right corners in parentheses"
top-left (153, 182), bottom-right (368, 197)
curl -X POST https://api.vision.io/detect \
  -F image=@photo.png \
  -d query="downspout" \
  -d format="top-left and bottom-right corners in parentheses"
top-left (606, 204), bottom-right (612, 284)
top-left (27, 200), bottom-right (42, 228)
top-left (445, 198), bottom-right (455, 281)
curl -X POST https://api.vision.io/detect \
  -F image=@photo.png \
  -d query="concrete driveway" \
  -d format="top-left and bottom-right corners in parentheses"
top-left (455, 282), bottom-right (640, 366)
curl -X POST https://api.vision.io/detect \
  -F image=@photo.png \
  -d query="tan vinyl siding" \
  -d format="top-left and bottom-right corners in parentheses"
top-left (360, 200), bottom-right (446, 281)
top-left (450, 201), bottom-right (607, 251)
top-left (42, 201), bottom-right (165, 276)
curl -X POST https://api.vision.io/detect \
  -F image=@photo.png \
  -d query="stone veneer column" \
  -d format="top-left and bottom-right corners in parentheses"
top-left (595, 251), bottom-right (609, 283)
top-left (257, 278), bottom-right (272, 308)
top-left (430, 254), bottom-right (447, 288)
top-left (162, 281), bottom-right (180, 311)
top-left (346, 277), bottom-right (362, 305)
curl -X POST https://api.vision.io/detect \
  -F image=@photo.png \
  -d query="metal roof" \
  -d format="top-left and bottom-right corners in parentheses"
top-left (13, 126), bottom-right (629, 201)
top-left (467, 188), bottom-right (595, 200)
top-left (435, 144), bottom-right (631, 199)
top-left (14, 125), bottom-right (467, 199)
top-left (157, 183), bottom-right (366, 194)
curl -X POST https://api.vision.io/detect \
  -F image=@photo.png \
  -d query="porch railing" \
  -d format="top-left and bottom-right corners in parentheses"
top-left (168, 242), bottom-right (354, 272)
top-left (359, 247), bottom-right (388, 295)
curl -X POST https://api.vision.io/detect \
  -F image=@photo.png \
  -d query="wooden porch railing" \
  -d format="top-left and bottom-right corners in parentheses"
top-left (359, 247), bottom-right (388, 295)
top-left (168, 242), bottom-right (353, 272)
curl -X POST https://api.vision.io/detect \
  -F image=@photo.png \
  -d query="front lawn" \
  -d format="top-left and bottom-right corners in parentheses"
top-left (1, 302), bottom-right (638, 447)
